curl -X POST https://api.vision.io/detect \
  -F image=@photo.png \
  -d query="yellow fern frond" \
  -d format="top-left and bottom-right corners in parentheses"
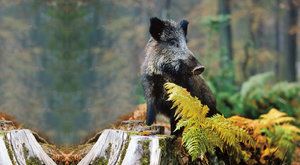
top-left (259, 108), bottom-right (295, 127)
top-left (165, 82), bottom-right (208, 124)
top-left (260, 108), bottom-right (287, 119)
top-left (165, 82), bottom-right (254, 161)
top-left (229, 108), bottom-right (300, 163)
top-left (229, 116), bottom-right (254, 125)
top-left (206, 115), bottom-right (255, 147)
top-left (260, 147), bottom-right (279, 164)
top-left (281, 124), bottom-right (300, 135)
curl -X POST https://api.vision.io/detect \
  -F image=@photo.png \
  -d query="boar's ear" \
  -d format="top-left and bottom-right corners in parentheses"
top-left (180, 19), bottom-right (189, 37)
top-left (150, 17), bottom-right (164, 41)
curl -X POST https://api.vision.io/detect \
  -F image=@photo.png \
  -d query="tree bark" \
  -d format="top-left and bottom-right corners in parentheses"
top-left (283, 0), bottom-right (298, 82)
top-left (78, 129), bottom-right (179, 165)
top-left (275, 0), bottom-right (281, 79)
top-left (218, 0), bottom-right (233, 62)
top-left (1, 129), bottom-right (56, 165)
top-left (161, 0), bottom-right (172, 19)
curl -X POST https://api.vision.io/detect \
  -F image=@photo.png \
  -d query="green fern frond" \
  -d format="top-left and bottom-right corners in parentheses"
top-left (267, 126), bottom-right (296, 160)
top-left (182, 126), bottom-right (221, 160)
top-left (240, 72), bottom-right (274, 100)
top-left (270, 82), bottom-right (300, 99)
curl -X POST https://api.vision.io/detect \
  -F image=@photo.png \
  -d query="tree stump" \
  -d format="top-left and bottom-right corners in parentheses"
top-left (0, 134), bottom-right (13, 165)
top-left (0, 129), bottom-right (56, 165)
top-left (78, 129), bottom-right (181, 165)
top-left (0, 123), bottom-right (194, 164)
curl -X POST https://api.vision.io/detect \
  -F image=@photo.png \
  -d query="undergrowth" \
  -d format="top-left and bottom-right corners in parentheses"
top-left (165, 82), bottom-right (300, 164)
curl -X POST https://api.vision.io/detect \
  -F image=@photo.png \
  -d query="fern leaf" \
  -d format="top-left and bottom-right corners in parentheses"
top-left (206, 114), bottom-right (255, 147)
top-left (281, 124), bottom-right (300, 134)
top-left (272, 126), bottom-right (295, 159)
top-left (259, 108), bottom-right (295, 127)
top-left (182, 126), bottom-right (221, 160)
top-left (165, 82), bottom-right (255, 162)
top-left (260, 108), bottom-right (288, 119)
top-left (165, 82), bottom-right (208, 123)
top-left (240, 72), bottom-right (274, 100)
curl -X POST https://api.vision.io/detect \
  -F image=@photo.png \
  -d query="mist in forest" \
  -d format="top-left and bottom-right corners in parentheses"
top-left (0, 0), bottom-right (299, 145)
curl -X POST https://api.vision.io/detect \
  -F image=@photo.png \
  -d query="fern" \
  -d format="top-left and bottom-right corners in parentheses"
top-left (165, 82), bottom-right (254, 161)
top-left (237, 72), bottom-right (300, 117)
top-left (205, 115), bottom-right (253, 147)
top-left (230, 108), bottom-right (300, 164)
top-left (240, 72), bottom-right (274, 101)
top-left (182, 127), bottom-right (221, 159)
top-left (259, 108), bottom-right (295, 127)
top-left (262, 126), bottom-right (296, 161)
top-left (165, 82), bottom-right (208, 125)
top-left (260, 109), bottom-right (300, 162)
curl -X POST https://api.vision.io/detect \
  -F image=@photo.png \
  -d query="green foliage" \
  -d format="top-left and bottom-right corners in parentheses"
top-left (211, 72), bottom-right (300, 118)
top-left (165, 82), bottom-right (254, 161)
top-left (39, 1), bottom-right (93, 144)
top-left (207, 65), bottom-right (237, 117)
top-left (201, 13), bottom-right (237, 117)
top-left (239, 72), bottom-right (300, 117)
top-left (166, 82), bottom-right (300, 164)
top-left (201, 14), bottom-right (230, 32)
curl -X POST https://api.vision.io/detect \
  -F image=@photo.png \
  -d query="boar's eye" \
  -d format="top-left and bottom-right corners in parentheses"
top-left (169, 39), bottom-right (179, 48)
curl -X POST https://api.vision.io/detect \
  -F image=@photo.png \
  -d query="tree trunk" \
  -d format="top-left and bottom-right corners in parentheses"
top-left (275, 0), bottom-right (281, 79)
top-left (283, 0), bottom-right (298, 82)
top-left (161, 0), bottom-right (172, 19)
top-left (218, 0), bottom-right (233, 62)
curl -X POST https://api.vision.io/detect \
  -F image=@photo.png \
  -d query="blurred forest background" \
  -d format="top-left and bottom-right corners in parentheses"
top-left (0, 0), bottom-right (299, 145)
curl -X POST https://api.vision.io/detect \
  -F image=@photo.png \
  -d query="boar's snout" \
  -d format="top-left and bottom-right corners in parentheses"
top-left (192, 65), bottom-right (205, 75)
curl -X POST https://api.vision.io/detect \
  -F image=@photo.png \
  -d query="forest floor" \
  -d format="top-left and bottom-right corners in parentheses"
top-left (293, 147), bottom-right (300, 165)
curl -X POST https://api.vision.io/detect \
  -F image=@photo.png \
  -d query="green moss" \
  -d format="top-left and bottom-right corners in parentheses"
top-left (159, 139), bottom-right (167, 155)
top-left (159, 137), bottom-right (181, 165)
top-left (127, 131), bottom-right (139, 136)
top-left (117, 138), bottom-right (130, 165)
top-left (91, 143), bottom-right (112, 165)
top-left (105, 143), bottom-right (112, 159)
top-left (4, 135), bottom-right (16, 165)
top-left (140, 140), bottom-right (151, 165)
top-left (25, 157), bottom-right (43, 165)
top-left (22, 143), bottom-right (43, 165)
top-left (159, 137), bottom-right (174, 157)
top-left (22, 143), bottom-right (29, 158)
top-left (92, 156), bottom-right (108, 165)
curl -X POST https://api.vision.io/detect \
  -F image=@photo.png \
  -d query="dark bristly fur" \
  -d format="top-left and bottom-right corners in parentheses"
top-left (141, 17), bottom-right (219, 135)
